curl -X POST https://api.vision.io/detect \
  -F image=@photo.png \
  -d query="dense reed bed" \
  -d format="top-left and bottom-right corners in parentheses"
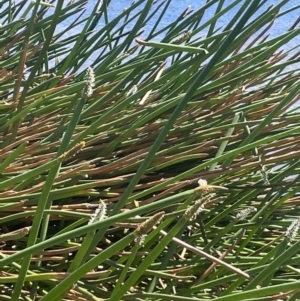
top-left (0, 0), bottom-right (300, 300)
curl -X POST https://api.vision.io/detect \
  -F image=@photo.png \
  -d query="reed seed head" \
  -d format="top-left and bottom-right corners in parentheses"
top-left (184, 199), bottom-right (204, 221)
top-left (285, 217), bottom-right (300, 243)
top-left (59, 141), bottom-right (85, 162)
top-left (236, 206), bottom-right (257, 220)
top-left (134, 211), bottom-right (165, 245)
top-left (260, 165), bottom-right (270, 185)
top-left (126, 85), bottom-right (137, 97)
top-left (82, 66), bottom-right (95, 98)
top-left (172, 30), bottom-right (192, 44)
top-left (194, 178), bottom-right (215, 194)
top-left (89, 200), bottom-right (107, 225)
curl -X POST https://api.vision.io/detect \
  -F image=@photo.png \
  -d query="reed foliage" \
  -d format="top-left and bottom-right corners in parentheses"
top-left (0, 0), bottom-right (300, 300)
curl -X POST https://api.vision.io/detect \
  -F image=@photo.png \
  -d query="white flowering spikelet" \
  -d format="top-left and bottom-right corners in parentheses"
top-left (184, 199), bottom-right (204, 221)
top-left (285, 218), bottom-right (300, 243)
top-left (260, 165), bottom-right (270, 185)
top-left (134, 234), bottom-right (147, 246)
top-left (195, 178), bottom-right (212, 194)
top-left (89, 200), bottom-right (107, 225)
top-left (82, 66), bottom-right (95, 98)
top-left (198, 179), bottom-right (208, 187)
top-left (126, 85), bottom-right (137, 97)
top-left (236, 206), bottom-right (257, 220)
